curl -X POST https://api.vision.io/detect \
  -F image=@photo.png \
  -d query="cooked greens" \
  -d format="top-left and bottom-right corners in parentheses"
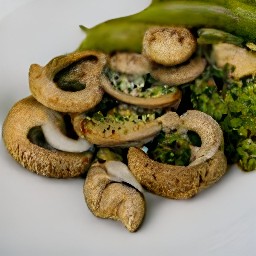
top-left (105, 68), bottom-right (177, 98)
top-left (189, 64), bottom-right (256, 171)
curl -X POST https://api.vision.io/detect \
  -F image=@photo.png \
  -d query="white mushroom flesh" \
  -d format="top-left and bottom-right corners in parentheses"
top-left (105, 160), bottom-right (144, 192)
top-left (42, 117), bottom-right (92, 153)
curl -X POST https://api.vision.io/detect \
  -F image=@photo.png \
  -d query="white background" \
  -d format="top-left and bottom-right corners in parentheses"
top-left (0, 1), bottom-right (256, 256)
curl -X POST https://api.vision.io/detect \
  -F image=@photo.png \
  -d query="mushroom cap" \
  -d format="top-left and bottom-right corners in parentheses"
top-left (84, 162), bottom-right (145, 232)
top-left (127, 147), bottom-right (227, 199)
top-left (150, 57), bottom-right (207, 86)
top-left (29, 50), bottom-right (107, 113)
top-left (109, 52), bottom-right (151, 75)
top-left (142, 26), bottom-right (197, 66)
top-left (101, 75), bottom-right (182, 109)
top-left (2, 96), bottom-right (93, 178)
top-left (72, 110), bottom-right (162, 147)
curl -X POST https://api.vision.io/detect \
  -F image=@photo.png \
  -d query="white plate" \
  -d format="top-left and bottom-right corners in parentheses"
top-left (1, 1), bottom-right (256, 255)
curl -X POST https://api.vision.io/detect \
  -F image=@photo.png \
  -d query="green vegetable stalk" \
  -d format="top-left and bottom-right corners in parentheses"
top-left (78, 0), bottom-right (256, 53)
top-left (79, 22), bottom-right (151, 53)
top-left (197, 28), bottom-right (244, 46)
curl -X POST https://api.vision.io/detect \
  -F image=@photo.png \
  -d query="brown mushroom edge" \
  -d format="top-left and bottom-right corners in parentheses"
top-left (2, 96), bottom-right (93, 178)
top-left (101, 75), bottom-right (182, 109)
top-left (72, 109), bottom-right (163, 148)
top-left (29, 50), bottom-right (107, 113)
top-left (150, 57), bottom-right (207, 86)
top-left (127, 110), bottom-right (228, 199)
top-left (127, 147), bottom-right (227, 199)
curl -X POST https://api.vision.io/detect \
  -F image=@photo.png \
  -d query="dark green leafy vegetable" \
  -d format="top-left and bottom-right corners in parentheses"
top-left (190, 64), bottom-right (256, 171)
top-left (146, 131), bottom-right (192, 166)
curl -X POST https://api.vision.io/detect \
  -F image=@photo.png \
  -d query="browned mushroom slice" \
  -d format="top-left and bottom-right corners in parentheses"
top-left (150, 57), bottom-right (207, 86)
top-left (84, 161), bottom-right (145, 232)
top-left (102, 52), bottom-right (182, 109)
top-left (142, 26), bottom-right (197, 66)
top-left (29, 50), bottom-right (107, 113)
top-left (101, 76), bottom-right (182, 109)
top-left (127, 110), bottom-right (227, 199)
top-left (127, 147), bottom-right (227, 199)
top-left (159, 110), bottom-right (224, 165)
top-left (2, 96), bottom-right (93, 178)
top-left (212, 43), bottom-right (256, 79)
top-left (72, 103), bottom-right (163, 147)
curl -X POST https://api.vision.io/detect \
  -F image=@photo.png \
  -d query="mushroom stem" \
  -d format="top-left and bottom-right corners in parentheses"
top-left (84, 163), bottom-right (145, 232)
top-left (104, 160), bottom-right (143, 192)
top-left (41, 120), bottom-right (93, 153)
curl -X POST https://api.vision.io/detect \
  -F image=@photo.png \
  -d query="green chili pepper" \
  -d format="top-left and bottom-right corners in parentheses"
top-left (77, 1), bottom-right (256, 53)
top-left (151, 0), bottom-right (256, 7)
top-left (78, 22), bottom-right (151, 53)
top-left (129, 2), bottom-right (256, 41)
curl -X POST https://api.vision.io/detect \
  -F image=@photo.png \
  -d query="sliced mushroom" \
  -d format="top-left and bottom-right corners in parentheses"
top-left (101, 75), bottom-right (182, 109)
top-left (29, 50), bottom-right (107, 113)
top-left (2, 96), bottom-right (93, 178)
top-left (84, 161), bottom-right (145, 232)
top-left (212, 43), bottom-right (256, 79)
top-left (159, 110), bottom-right (224, 166)
top-left (72, 105), bottom-right (163, 148)
top-left (150, 57), bottom-right (207, 86)
top-left (127, 147), bottom-right (227, 199)
top-left (127, 110), bottom-right (227, 199)
top-left (102, 52), bottom-right (182, 109)
top-left (142, 26), bottom-right (197, 66)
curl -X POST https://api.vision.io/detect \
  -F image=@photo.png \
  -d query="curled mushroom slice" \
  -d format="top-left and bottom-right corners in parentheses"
top-left (101, 75), bottom-right (182, 109)
top-left (159, 110), bottom-right (223, 166)
top-left (127, 110), bottom-right (226, 199)
top-left (127, 147), bottom-right (227, 199)
top-left (84, 161), bottom-right (145, 232)
top-left (72, 101), bottom-right (163, 147)
top-left (29, 50), bottom-right (107, 113)
top-left (150, 57), bottom-right (207, 86)
top-left (2, 96), bottom-right (93, 178)
top-left (142, 26), bottom-right (197, 66)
